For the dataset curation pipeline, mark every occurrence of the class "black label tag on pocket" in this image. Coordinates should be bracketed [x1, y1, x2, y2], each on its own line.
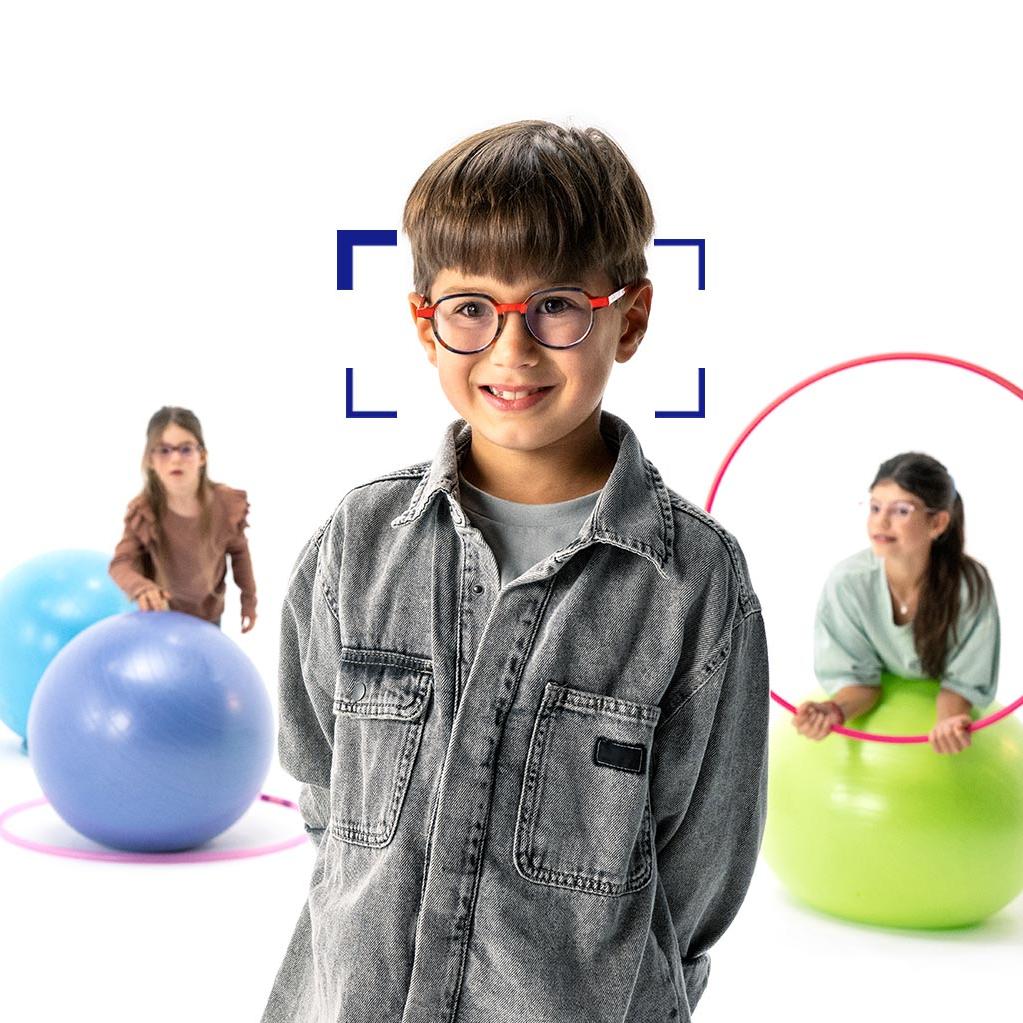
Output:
[593, 736, 646, 775]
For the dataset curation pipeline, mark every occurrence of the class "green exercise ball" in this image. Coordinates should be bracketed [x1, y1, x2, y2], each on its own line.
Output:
[764, 672, 1023, 928]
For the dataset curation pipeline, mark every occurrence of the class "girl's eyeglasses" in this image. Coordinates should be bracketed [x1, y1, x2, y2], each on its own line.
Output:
[151, 443, 202, 460]
[861, 499, 937, 519]
[415, 284, 632, 354]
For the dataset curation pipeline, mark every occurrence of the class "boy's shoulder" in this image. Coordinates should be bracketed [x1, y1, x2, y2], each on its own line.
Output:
[341, 458, 433, 518]
[308, 439, 759, 620]
[658, 476, 760, 619]
[305, 457, 435, 556]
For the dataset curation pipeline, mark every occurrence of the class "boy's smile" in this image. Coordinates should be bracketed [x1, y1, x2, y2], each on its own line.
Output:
[410, 268, 652, 503]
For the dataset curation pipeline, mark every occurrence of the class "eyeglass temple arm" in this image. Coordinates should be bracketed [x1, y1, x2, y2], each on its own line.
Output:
[590, 285, 630, 308]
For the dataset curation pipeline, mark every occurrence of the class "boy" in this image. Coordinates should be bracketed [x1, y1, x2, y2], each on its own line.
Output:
[262, 120, 769, 1023]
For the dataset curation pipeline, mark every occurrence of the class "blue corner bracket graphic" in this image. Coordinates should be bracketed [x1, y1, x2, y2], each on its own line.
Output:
[346, 367, 397, 419]
[337, 229, 397, 291]
[655, 368, 706, 419]
[653, 238, 706, 291]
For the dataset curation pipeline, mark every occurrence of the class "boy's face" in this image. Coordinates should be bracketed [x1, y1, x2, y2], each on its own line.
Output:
[409, 268, 652, 464]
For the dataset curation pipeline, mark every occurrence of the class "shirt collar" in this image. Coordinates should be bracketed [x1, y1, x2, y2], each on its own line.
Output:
[390, 410, 673, 578]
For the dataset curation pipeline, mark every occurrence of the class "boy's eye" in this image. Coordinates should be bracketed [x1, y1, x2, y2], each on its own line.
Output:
[452, 300, 492, 319]
[534, 294, 583, 316]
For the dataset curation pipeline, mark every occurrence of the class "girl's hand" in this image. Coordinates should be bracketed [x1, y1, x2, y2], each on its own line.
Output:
[793, 700, 844, 741]
[929, 713, 973, 754]
[241, 610, 257, 634]
[137, 587, 171, 611]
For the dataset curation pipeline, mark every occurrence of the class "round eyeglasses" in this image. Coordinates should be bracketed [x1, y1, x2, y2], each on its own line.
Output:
[151, 443, 202, 460]
[861, 499, 937, 520]
[415, 284, 632, 354]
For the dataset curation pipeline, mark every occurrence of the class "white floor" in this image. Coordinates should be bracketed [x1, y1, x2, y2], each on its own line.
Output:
[1, 732, 1019, 1023]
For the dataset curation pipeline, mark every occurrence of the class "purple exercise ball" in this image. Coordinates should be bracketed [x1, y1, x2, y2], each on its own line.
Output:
[27, 610, 273, 852]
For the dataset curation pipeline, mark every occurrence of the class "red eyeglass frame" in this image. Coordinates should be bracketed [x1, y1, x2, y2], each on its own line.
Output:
[414, 283, 633, 353]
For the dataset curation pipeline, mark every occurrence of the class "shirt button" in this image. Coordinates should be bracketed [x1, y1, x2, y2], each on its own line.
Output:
[472, 584, 484, 595]
[337, 679, 366, 701]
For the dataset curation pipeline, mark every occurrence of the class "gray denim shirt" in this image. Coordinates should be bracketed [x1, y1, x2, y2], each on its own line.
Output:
[261, 409, 769, 1023]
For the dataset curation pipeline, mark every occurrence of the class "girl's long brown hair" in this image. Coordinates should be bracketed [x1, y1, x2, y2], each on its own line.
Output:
[872, 452, 992, 680]
[140, 406, 219, 560]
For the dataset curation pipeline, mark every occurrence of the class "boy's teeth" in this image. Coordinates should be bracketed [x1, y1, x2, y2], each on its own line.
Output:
[487, 386, 542, 398]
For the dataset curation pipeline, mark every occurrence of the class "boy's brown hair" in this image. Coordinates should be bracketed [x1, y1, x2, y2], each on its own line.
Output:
[402, 119, 654, 297]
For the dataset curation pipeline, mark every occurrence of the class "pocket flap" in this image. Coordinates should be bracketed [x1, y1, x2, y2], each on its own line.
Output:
[333, 647, 433, 720]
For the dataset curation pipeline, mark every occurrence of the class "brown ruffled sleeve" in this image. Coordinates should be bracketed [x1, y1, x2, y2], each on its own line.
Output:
[108, 495, 158, 601]
[222, 486, 257, 617]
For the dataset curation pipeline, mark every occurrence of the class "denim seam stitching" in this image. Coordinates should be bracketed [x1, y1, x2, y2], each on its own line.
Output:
[645, 455, 675, 565]
[519, 810, 654, 894]
[330, 681, 432, 846]
[545, 682, 662, 724]
[338, 646, 435, 674]
[449, 574, 557, 1021]
[668, 493, 758, 613]
[660, 652, 728, 728]
[514, 683, 655, 897]
[453, 530, 468, 709]
[330, 716, 423, 845]
[333, 692, 429, 719]
[660, 608, 759, 727]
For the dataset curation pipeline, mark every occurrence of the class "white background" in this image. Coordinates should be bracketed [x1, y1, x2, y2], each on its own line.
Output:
[2, 1, 1022, 1020]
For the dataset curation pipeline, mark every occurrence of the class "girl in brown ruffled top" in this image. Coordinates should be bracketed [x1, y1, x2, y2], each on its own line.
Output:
[109, 406, 257, 631]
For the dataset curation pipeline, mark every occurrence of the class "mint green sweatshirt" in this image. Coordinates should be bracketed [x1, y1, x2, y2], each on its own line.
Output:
[814, 547, 999, 708]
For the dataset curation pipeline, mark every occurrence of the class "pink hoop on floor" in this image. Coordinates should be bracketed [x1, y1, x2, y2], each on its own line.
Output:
[0, 793, 309, 863]
[705, 351, 1023, 744]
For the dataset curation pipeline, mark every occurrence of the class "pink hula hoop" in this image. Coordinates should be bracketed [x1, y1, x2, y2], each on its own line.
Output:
[705, 351, 1023, 744]
[0, 792, 309, 863]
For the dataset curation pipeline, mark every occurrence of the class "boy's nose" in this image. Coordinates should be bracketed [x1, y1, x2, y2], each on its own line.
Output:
[491, 310, 541, 363]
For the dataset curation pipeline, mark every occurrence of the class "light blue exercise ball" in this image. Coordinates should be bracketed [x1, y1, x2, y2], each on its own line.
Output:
[0, 549, 133, 741]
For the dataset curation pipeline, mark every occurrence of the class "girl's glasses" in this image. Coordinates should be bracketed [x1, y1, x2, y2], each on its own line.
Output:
[415, 284, 632, 354]
[862, 499, 937, 519]
[151, 443, 202, 460]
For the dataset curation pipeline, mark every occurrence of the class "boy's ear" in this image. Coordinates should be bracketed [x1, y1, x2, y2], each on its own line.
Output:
[614, 278, 653, 364]
[408, 291, 439, 368]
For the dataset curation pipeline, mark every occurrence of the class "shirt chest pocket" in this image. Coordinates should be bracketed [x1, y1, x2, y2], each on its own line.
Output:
[513, 681, 661, 897]
[330, 648, 434, 848]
